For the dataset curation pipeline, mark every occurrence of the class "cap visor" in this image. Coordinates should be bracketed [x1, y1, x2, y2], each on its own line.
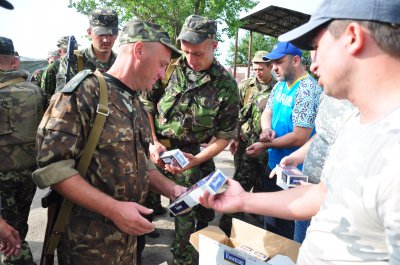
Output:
[263, 53, 286, 60]
[279, 18, 331, 50]
[160, 39, 182, 59]
[177, 31, 207, 45]
[0, 0, 14, 9]
[93, 26, 119, 36]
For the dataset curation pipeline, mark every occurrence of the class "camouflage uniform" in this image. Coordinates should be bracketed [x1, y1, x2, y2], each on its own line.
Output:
[29, 68, 45, 87]
[0, 36, 43, 265]
[40, 59, 60, 109]
[219, 53, 275, 235]
[32, 19, 179, 265]
[141, 16, 239, 265]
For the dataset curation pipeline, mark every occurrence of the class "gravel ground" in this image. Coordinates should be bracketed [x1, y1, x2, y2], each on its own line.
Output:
[26, 149, 262, 264]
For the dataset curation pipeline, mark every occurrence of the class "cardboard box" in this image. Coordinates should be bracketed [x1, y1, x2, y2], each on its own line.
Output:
[160, 149, 190, 168]
[190, 218, 301, 265]
[275, 165, 308, 190]
[168, 169, 228, 216]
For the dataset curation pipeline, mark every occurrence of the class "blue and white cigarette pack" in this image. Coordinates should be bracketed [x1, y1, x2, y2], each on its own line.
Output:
[168, 169, 228, 216]
[160, 149, 190, 168]
[275, 165, 308, 190]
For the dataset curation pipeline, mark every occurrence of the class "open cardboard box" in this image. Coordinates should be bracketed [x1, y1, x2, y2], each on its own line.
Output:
[190, 218, 301, 265]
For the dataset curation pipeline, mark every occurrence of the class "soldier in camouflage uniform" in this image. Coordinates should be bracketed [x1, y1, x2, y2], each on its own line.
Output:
[29, 50, 60, 88]
[54, 8, 118, 93]
[218, 51, 275, 236]
[40, 37, 78, 109]
[202, 0, 400, 263]
[32, 20, 183, 265]
[0, 36, 43, 265]
[141, 15, 239, 265]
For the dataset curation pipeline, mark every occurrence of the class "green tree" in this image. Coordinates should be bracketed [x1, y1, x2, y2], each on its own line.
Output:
[68, 0, 258, 45]
[225, 31, 278, 67]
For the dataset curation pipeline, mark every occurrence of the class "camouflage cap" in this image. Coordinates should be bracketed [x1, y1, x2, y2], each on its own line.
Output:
[177, 15, 217, 44]
[0, 0, 14, 10]
[47, 50, 60, 59]
[119, 19, 181, 58]
[0, 36, 14, 55]
[89, 8, 119, 36]
[57, 36, 79, 49]
[252, 51, 269, 63]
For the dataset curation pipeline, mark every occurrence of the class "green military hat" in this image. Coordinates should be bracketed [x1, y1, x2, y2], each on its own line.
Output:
[47, 49, 60, 59]
[177, 15, 217, 44]
[118, 19, 181, 58]
[57, 36, 79, 49]
[0, 36, 14, 55]
[252, 51, 269, 63]
[89, 8, 119, 36]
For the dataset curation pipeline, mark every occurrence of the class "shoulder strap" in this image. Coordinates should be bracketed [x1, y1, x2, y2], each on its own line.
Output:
[74, 50, 84, 73]
[44, 69, 109, 255]
[243, 82, 254, 105]
[161, 58, 179, 87]
[0, 77, 25, 89]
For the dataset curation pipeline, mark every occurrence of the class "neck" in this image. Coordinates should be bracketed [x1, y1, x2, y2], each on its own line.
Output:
[286, 68, 306, 87]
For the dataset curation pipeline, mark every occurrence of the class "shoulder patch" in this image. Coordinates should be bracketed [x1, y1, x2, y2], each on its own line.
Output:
[59, 69, 93, 93]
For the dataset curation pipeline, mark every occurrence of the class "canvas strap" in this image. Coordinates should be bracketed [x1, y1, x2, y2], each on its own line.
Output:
[44, 69, 109, 255]
[0, 77, 25, 89]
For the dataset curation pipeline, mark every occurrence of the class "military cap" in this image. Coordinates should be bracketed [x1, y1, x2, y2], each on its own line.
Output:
[57, 36, 79, 49]
[252, 51, 269, 63]
[89, 8, 119, 36]
[47, 50, 60, 59]
[0, 0, 13, 10]
[118, 19, 181, 58]
[0, 36, 14, 55]
[177, 15, 217, 44]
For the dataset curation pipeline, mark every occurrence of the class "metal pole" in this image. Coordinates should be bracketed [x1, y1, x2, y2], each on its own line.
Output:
[233, 30, 239, 79]
[247, 31, 253, 78]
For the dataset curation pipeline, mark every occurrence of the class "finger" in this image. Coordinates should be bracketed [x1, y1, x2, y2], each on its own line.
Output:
[269, 168, 276, 178]
[136, 204, 154, 216]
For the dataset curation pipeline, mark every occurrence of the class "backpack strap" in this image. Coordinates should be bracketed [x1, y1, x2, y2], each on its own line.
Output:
[161, 58, 179, 87]
[74, 50, 84, 73]
[44, 69, 109, 255]
[0, 77, 25, 89]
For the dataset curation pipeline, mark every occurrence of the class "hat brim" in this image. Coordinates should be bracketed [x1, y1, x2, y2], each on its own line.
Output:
[279, 17, 332, 50]
[93, 26, 119, 36]
[160, 38, 182, 59]
[0, 0, 13, 10]
[177, 31, 208, 45]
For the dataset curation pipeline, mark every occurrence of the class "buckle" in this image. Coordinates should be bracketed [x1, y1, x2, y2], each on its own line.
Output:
[96, 104, 109, 116]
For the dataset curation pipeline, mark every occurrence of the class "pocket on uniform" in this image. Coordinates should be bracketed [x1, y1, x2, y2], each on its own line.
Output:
[191, 97, 218, 133]
[0, 97, 14, 135]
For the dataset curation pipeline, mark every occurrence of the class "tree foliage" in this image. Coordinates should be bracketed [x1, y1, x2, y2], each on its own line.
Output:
[68, 0, 258, 46]
[225, 31, 278, 67]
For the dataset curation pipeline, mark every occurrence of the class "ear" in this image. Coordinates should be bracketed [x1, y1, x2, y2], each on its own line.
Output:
[344, 22, 365, 55]
[292, 55, 301, 67]
[212, 40, 218, 51]
[133, 42, 144, 59]
[87, 28, 93, 37]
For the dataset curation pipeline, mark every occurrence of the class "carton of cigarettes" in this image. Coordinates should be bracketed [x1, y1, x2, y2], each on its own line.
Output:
[168, 169, 228, 216]
[160, 149, 189, 168]
[275, 165, 308, 190]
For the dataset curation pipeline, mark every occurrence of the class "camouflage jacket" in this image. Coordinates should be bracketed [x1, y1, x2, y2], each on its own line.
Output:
[0, 70, 43, 171]
[141, 56, 239, 144]
[238, 77, 275, 143]
[29, 67, 45, 87]
[40, 59, 60, 101]
[33, 71, 153, 204]
[55, 45, 117, 92]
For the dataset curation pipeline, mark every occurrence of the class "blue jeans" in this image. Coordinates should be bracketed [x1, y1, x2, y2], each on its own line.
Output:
[294, 219, 311, 243]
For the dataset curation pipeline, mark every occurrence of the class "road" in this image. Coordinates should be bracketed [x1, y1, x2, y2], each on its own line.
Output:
[26, 148, 261, 264]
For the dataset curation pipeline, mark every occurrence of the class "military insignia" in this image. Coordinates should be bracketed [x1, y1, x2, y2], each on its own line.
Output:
[59, 69, 93, 93]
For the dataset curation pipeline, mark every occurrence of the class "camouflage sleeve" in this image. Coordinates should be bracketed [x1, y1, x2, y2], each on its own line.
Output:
[40, 62, 57, 94]
[265, 85, 275, 110]
[214, 78, 240, 140]
[33, 77, 97, 188]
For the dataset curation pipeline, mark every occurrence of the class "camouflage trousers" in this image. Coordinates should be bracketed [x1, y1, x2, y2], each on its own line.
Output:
[58, 213, 137, 265]
[161, 144, 215, 265]
[219, 139, 268, 235]
[0, 168, 37, 265]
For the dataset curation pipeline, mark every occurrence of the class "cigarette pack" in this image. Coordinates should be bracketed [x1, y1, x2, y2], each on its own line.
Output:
[275, 165, 308, 190]
[160, 149, 190, 168]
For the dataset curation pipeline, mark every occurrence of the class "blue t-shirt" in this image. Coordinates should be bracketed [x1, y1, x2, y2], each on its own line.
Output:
[266, 74, 322, 169]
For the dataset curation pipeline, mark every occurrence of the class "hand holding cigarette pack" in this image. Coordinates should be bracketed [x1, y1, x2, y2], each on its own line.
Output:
[160, 149, 190, 168]
[275, 165, 308, 190]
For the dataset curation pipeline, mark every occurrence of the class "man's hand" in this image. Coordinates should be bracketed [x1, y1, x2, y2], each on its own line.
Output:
[229, 139, 239, 156]
[164, 152, 197, 174]
[149, 141, 167, 167]
[0, 218, 21, 257]
[269, 155, 300, 178]
[260, 128, 276, 142]
[169, 185, 187, 201]
[199, 178, 246, 213]
[108, 201, 155, 236]
[246, 142, 268, 157]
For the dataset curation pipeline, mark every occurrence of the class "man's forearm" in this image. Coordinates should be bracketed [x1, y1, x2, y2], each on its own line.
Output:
[194, 138, 229, 166]
[148, 169, 177, 199]
[147, 112, 158, 142]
